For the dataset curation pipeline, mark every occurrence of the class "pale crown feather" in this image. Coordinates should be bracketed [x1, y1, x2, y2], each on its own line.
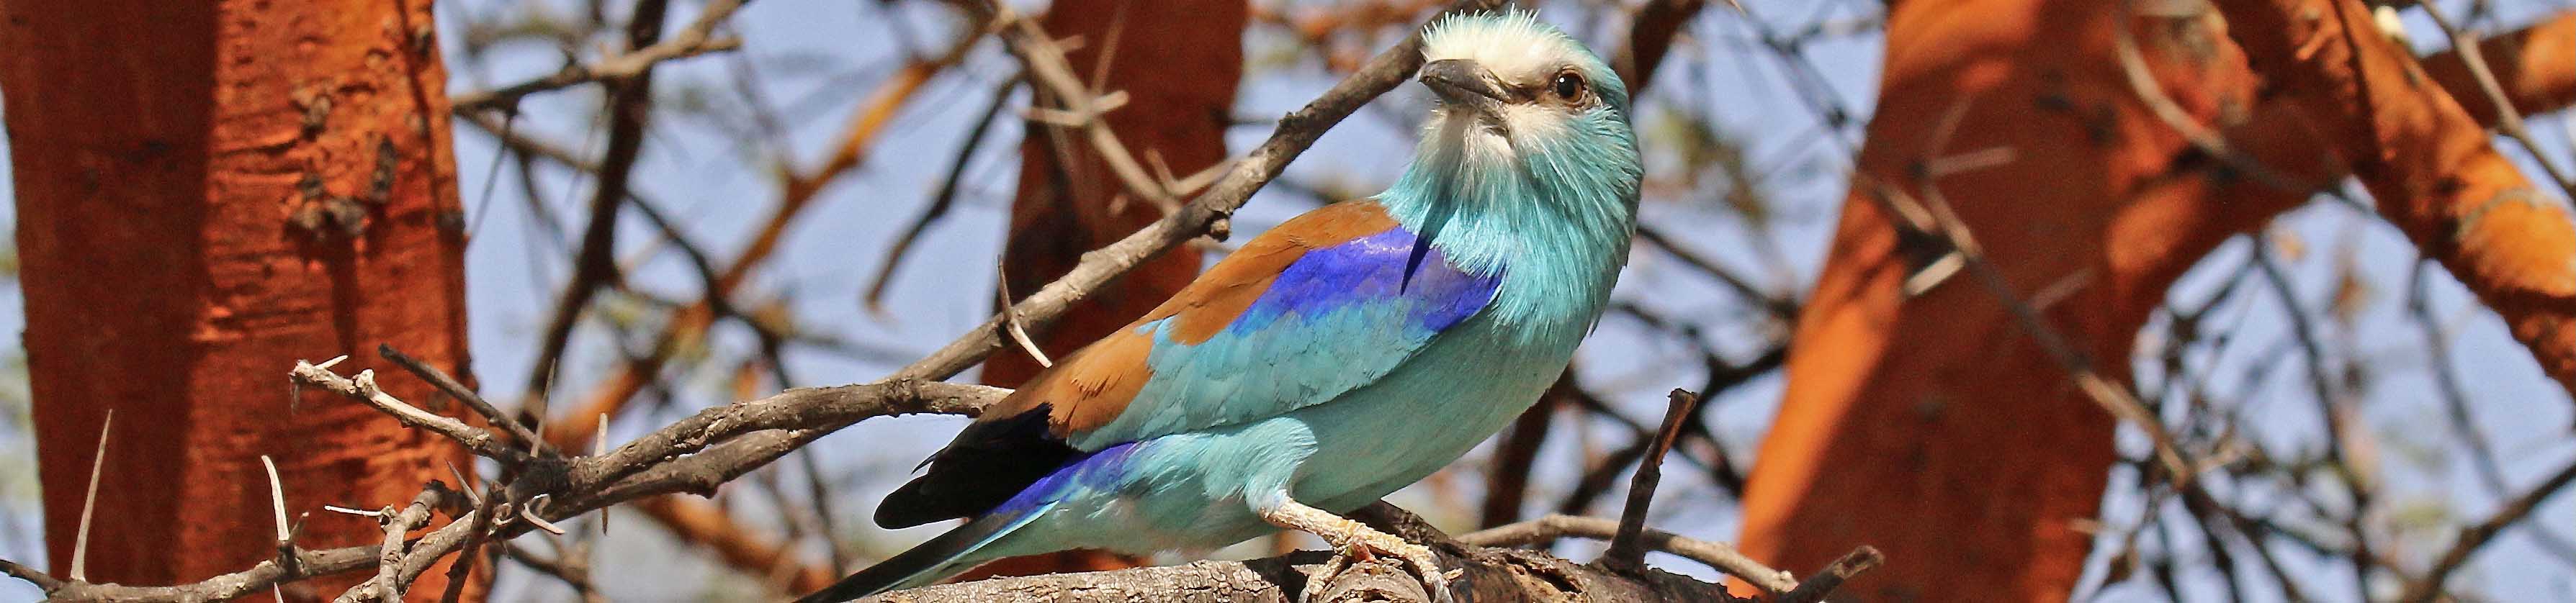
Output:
[1419, 10, 1581, 89]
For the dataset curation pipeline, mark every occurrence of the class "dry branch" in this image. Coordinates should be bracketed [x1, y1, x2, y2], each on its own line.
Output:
[1460, 514, 1795, 594]
[863, 504, 1862, 602]
[449, 0, 746, 112]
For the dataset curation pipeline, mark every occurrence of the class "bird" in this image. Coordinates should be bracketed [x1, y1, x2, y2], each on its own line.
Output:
[799, 9, 1641, 602]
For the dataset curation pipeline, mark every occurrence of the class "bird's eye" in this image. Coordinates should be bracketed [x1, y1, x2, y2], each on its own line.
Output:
[1551, 72, 1585, 100]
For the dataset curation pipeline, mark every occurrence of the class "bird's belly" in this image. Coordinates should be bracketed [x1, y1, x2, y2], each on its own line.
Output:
[1285, 326, 1574, 512]
[1003, 322, 1579, 556]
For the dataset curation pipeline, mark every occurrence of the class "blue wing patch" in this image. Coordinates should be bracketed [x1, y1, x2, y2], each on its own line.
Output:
[1064, 225, 1502, 449]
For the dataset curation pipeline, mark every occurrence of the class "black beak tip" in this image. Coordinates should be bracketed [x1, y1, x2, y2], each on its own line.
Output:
[1419, 59, 1504, 102]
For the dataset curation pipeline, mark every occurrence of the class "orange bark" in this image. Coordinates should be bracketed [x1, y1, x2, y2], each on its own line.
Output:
[2422, 11, 2576, 130]
[1741, 4, 2576, 600]
[963, 0, 1247, 582]
[1737, 3, 2279, 599]
[2217, 0, 2576, 392]
[0, 0, 477, 598]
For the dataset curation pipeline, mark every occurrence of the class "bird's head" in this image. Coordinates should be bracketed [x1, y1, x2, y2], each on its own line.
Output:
[1384, 9, 1640, 279]
[1412, 9, 1637, 178]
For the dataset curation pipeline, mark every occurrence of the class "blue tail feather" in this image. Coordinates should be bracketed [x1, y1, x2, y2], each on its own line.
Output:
[794, 504, 1049, 602]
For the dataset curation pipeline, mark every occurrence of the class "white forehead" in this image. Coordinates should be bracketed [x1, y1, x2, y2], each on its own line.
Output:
[1420, 11, 1579, 83]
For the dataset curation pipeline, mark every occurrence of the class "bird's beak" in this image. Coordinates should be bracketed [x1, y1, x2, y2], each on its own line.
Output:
[1419, 59, 1509, 112]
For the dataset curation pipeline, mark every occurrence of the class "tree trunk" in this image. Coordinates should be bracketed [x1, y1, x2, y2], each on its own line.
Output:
[969, 0, 1248, 581]
[1736, 3, 2292, 599]
[0, 0, 478, 599]
[1739, 2, 2576, 599]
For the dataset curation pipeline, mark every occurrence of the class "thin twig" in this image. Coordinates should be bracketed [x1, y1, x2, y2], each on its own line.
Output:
[864, 75, 1026, 313]
[2400, 453, 2576, 602]
[1780, 546, 1886, 603]
[2420, 4, 2576, 197]
[519, 0, 676, 424]
[1458, 514, 1800, 595]
[379, 344, 542, 455]
[1602, 389, 1701, 567]
[977, 0, 1185, 210]
[449, 0, 748, 112]
[292, 362, 531, 466]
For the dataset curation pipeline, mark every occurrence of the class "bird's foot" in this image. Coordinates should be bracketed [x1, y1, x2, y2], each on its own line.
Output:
[1262, 499, 1457, 602]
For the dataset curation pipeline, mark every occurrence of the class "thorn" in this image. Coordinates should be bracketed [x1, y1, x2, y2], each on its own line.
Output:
[261, 455, 291, 545]
[70, 409, 112, 583]
[325, 504, 385, 518]
[521, 495, 566, 535]
[595, 414, 611, 535]
[445, 462, 483, 507]
[315, 355, 351, 370]
[995, 263, 1054, 368]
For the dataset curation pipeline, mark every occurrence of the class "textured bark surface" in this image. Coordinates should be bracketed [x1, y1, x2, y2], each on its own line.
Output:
[1740, 2, 2576, 600]
[968, 0, 1249, 582]
[0, 0, 477, 598]
[2219, 0, 2576, 394]
[1736, 3, 2284, 600]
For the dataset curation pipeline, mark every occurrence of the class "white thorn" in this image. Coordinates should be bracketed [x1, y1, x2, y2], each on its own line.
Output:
[69, 409, 112, 583]
[261, 455, 290, 544]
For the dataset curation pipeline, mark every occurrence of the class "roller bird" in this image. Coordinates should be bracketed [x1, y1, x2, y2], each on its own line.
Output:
[801, 9, 1640, 602]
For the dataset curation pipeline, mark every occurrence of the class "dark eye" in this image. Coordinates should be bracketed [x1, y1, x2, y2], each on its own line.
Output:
[1551, 72, 1584, 99]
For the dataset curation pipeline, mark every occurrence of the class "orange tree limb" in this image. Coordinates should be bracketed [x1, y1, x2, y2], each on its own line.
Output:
[2214, 0, 2576, 393]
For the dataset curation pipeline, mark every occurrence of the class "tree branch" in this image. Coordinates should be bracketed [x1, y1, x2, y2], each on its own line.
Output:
[2214, 0, 2576, 398]
[449, 0, 746, 112]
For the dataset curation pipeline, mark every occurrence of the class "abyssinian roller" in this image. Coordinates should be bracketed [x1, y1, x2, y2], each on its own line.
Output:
[801, 10, 1641, 602]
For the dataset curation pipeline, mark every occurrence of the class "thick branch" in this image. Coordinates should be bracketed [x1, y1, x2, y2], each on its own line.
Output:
[2421, 11, 2576, 129]
[2215, 0, 2576, 396]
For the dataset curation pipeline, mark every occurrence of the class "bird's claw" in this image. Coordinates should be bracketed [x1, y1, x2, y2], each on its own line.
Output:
[1300, 529, 1454, 602]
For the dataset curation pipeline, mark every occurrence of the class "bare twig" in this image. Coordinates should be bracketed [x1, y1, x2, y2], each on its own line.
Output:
[543, 12, 992, 448]
[380, 345, 539, 453]
[2400, 454, 2576, 602]
[354, 486, 447, 603]
[2420, 4, 2576, 197]
[291, 361, 530, 466]
[519, 0, 676, 424]
[1602, 389, 1701, 567]
[1460, 514, 1798, 594]
[864, 75, 1025, 313]
[449, 0, 748, 112]
[1780, 546, 1886, 603]
[0, 558, 61, 593]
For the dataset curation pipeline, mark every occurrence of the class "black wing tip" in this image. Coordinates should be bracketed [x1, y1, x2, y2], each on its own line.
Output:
[873, 478, 954, 530]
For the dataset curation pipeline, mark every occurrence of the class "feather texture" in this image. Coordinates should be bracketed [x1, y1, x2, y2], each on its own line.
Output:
[876, 200, 1502, 526]
[821, 10, 1643, 601]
